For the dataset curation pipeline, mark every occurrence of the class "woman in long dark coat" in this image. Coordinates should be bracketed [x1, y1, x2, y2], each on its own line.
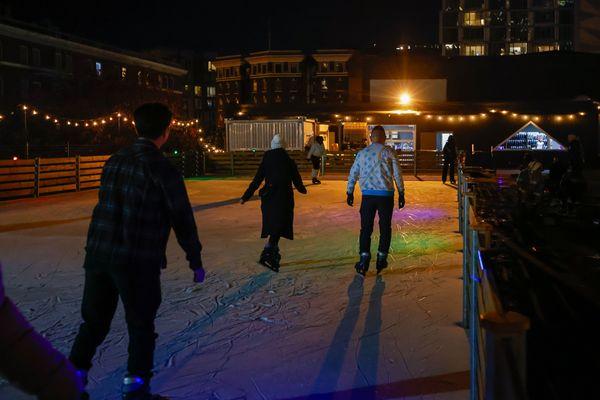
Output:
[240, 134, 307, 272]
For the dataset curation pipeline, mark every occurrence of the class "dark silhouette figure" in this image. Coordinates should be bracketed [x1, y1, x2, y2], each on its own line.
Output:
[442, 135, 457, 184]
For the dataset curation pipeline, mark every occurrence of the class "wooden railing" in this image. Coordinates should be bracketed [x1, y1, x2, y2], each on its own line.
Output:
[0, 155, 109, 200]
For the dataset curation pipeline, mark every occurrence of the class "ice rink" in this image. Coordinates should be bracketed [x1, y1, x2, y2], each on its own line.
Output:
[0, 178, 469, 400]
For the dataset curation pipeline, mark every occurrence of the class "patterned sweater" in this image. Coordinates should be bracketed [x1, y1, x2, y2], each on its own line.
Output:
[347, 143, 405, 196]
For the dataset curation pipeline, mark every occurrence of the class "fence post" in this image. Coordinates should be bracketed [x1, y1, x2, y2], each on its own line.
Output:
[34, 157, 40, 198]
[480, 311, 530, 400]
[462, 193, 472, 329]
[230, 152, 234, 176]
[76, 155, 81, 191]
[413, 150, 418, 177]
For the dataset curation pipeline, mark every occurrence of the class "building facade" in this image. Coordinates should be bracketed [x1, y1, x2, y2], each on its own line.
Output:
[213, 50, 354, 128]
[439, 0, 594, 56]
[0, 19, 187, 119]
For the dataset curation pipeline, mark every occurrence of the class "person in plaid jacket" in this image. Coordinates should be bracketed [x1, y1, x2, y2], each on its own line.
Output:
[69, 103, 204, 400]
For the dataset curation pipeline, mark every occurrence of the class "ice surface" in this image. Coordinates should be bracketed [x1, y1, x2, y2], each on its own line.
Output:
[0, 179, 468, 400]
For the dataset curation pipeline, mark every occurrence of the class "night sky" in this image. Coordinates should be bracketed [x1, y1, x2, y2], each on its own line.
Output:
[3, 0, 440, 54]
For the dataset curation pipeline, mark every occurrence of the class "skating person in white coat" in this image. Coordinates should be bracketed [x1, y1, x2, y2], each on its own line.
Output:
[307, 136, 325, 184]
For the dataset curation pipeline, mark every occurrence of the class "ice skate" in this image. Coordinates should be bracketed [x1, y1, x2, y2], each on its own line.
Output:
[354, 252, 371, 277]
[259, 247, 280, 273]
[376, 251, 388, 274]
[122, 375, 169, 400]
[312, 177, 321, 185]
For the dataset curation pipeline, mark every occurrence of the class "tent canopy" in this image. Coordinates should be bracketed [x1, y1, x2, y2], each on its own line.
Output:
[493, 121, 565, 151]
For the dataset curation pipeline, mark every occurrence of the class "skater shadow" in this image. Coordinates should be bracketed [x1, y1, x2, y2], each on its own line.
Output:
[192, 195, 259, 212]
[277, 370, 470, 400]
[102, 271, 273, 388]
[309, 275, 364, 398]
[280, 256, 356, 268]
[351, 275, 385, 400]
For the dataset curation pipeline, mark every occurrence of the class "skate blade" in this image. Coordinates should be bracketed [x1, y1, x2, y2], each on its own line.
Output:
[258, 260, 279, 273]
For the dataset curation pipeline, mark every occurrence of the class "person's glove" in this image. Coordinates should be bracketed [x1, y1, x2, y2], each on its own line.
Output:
[398, 192, 405, 209]
[298, 186, 307, 194]
[347, 193, 354, 207]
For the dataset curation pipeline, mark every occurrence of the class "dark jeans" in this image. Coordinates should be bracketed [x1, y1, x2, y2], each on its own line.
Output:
[310, 156, 321, 170]
[442, 159, 456, 183]
[359, 195, 394, 254]
[70, 267, 162, 378]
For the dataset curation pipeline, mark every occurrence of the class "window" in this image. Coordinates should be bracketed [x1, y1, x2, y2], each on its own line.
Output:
[509, 0, 527, 9]
[65, 55, 73, 72]
[20, 78, 29, 98]
[95, 61, 102, 77]
[0, 75, 3, 96]
[274, 78, 282, 92]
[195, 98, 202, 109]
[55, 52, 62, 69]
[334, 62, 344, 72]
[32, 48, 40, 67]
[290, 63, 299, 73]
[489, 0, 505, 9]
[261, 64, 267, 74]
[194, 85, 202, 96]
[442, 12, 459, 27]
[275, 63, 282, 73]
[138, 71, 143, 85]
[253, 80, 258, 92]
[490, 10, 506, 26]
[536, 44, 558, 52]
[252, 65, 258, 75]
[168, 77, 174, 89]
[443, 28, 459, 42]
[275, 94, 282, 103]
[158, 75, 163, 88]
[535, 11, 555, 24]
[463, 11, 485, 26]
[321, 78, 328, 91]
[321, 62, 329, 72]
[207, 86, 216, 97]
[491, 28, 507, 41]
[207, 61, 216, 71]
[463, 44, 486, 55]
[145, 72, 150, 86]
[534, 26, 555, 40]
[19, 45, 28, 65]
[464, 0, 484, 8]
[121, 67, 127, 79]
[509, 42, 528, 54]
[463, 27, 485, 40]
[267, 62, 273, 73]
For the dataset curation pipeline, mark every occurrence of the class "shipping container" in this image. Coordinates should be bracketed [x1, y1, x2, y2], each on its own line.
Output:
[225, 118, 317, 151]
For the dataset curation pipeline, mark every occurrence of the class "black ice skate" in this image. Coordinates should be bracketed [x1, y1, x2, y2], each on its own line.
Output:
[122, 375, 169, 400]
[312, 177, 321, 185]
[259, 247, 280, 273]
[376, 251, 388, 274]
[354, 252, 371, 277]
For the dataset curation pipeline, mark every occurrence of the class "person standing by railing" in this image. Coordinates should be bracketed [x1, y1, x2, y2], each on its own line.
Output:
[346, 125, 405, 277]
[307, 135, 325, 184]
[442, 134, 457, 184]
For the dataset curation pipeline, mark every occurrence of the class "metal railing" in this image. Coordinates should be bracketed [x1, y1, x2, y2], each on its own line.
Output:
[458, 166, 530, 400]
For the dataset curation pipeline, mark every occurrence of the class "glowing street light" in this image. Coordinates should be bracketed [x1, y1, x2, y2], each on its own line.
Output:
[399, 93, 411, 106]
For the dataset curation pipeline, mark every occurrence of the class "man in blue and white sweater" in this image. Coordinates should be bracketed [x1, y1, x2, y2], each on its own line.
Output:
[346, 125, 405, 276]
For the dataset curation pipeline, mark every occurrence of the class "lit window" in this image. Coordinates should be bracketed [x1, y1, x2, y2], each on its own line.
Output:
[137, 71, 142, 85]
[207, 61, 216, 71]
[207, 86, 216, 97]
[463, 45, 486, 56]
[121, 67, 127, 79]
[509, 42, 527, 55]
[321, 79, 328, 91]
[194, 85, 202, 96]
[253, 80, 258, 92]
[463, 12, 485, 26]
[95, 62, 102, 77]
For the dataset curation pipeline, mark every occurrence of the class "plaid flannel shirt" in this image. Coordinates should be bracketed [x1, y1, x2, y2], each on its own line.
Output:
[84, 138, 202, 271]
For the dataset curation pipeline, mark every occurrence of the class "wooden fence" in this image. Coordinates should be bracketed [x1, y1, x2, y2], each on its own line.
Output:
[207, 150, 444, 175]
[0, 155, 109, 200]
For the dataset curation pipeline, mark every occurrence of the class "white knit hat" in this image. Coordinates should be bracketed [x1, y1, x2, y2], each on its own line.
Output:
[271, 133, 286, 149]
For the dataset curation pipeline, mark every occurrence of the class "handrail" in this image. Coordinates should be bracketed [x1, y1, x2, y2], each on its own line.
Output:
[459, 165, 531, 400]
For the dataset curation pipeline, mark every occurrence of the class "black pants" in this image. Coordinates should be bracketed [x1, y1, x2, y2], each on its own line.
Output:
[70, 267, 162, 378]
[442, 159, 456, 183]
[310, 156, 321, 170]
[359, 195, 394, 254]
